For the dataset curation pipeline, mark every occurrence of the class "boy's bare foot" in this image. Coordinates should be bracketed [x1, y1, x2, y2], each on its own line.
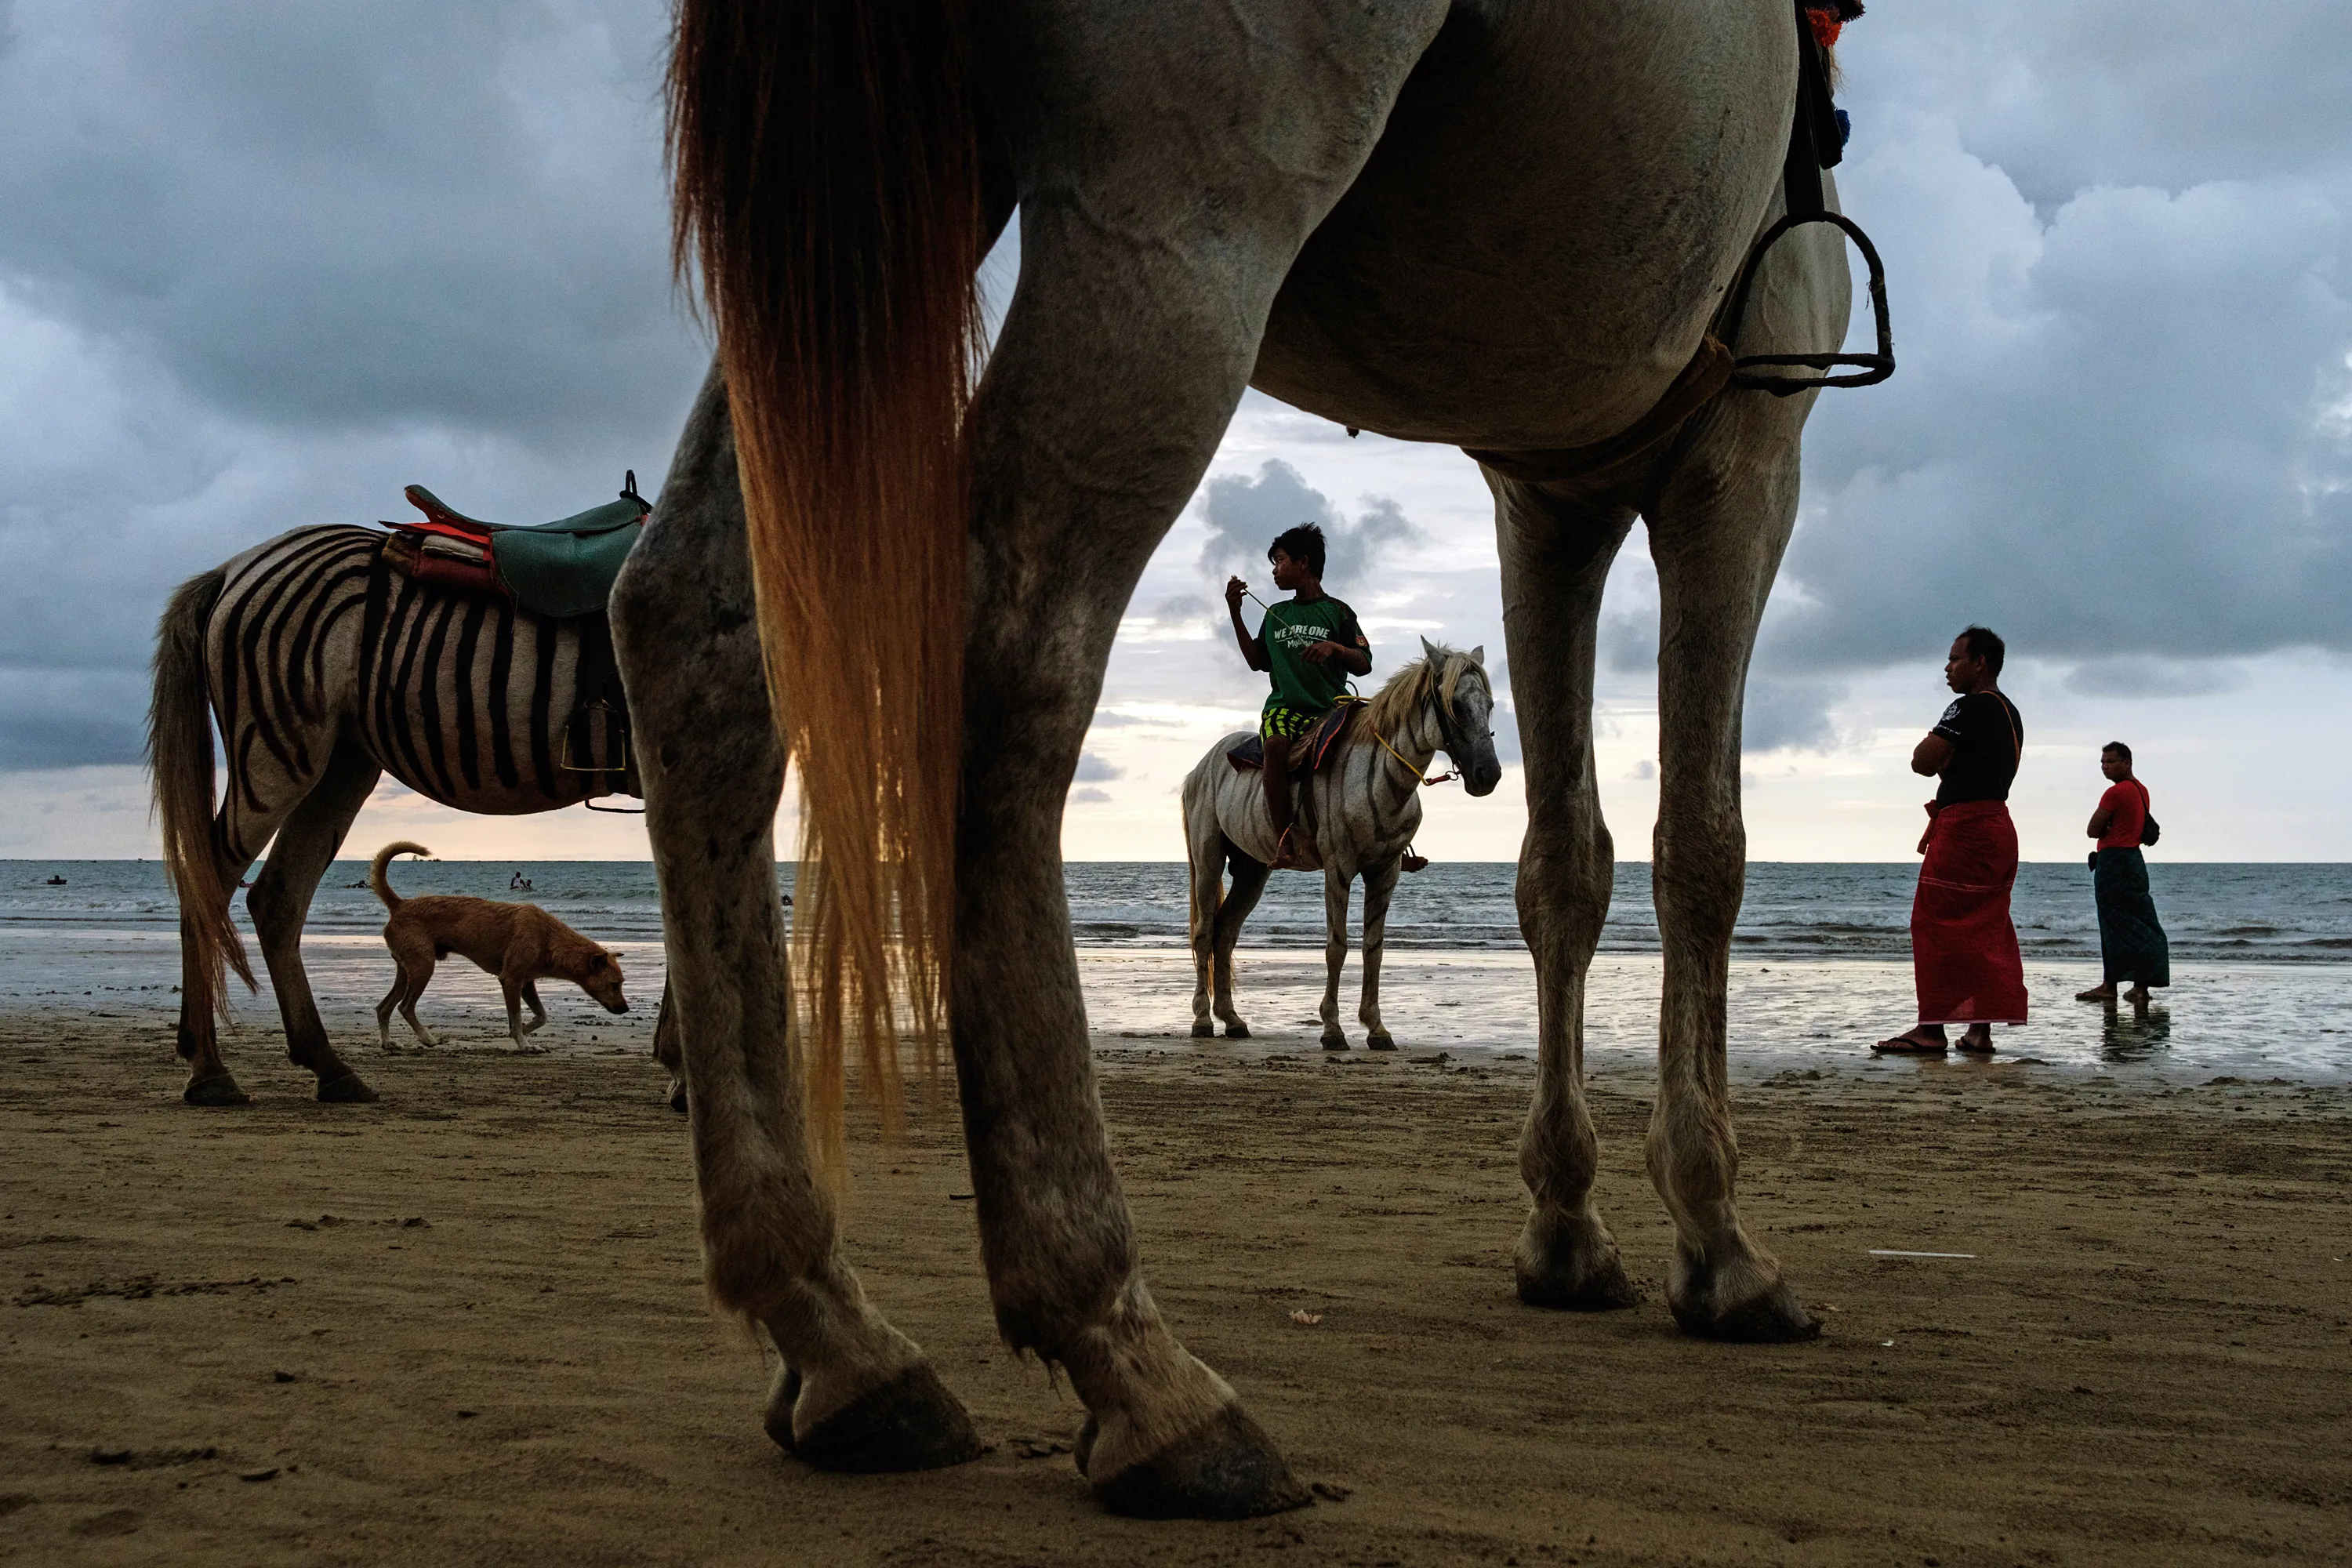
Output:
[1872, 1027, 1948, 1054]
[2075, 982, 2118, 1003]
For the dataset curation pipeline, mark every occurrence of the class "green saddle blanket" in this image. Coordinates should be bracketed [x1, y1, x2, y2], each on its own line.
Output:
[401, 477, 648, 619]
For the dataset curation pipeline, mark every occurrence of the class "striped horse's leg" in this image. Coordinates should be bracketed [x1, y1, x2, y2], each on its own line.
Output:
[613, 365, 980, 1472]
[245, 740, 383, 1102]
[174, 835, 260, 1105]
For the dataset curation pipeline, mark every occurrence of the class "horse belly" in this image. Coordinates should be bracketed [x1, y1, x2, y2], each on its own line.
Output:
[1254, 0, 1793, 448]
[362, 605, 604, 815]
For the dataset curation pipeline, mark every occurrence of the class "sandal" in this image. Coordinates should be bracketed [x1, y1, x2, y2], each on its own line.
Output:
[1871, 1033, 1948, 1054]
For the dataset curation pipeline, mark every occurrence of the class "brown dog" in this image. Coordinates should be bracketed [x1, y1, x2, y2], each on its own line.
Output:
[368, 841, 628, 1050]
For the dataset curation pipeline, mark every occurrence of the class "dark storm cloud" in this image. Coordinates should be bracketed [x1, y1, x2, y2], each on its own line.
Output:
[1864, 2, 2352, 206]
[1196, 460, 1423, 590]
[0, 670, 147, 771]
[0, 2, 707, 772]
[0, 0, 698, 443]
[1759, 6, 2352, 687]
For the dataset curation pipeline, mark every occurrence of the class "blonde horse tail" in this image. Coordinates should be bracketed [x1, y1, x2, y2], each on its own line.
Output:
[668, 0, 982, 1171]
[150, 567, 252, 1026]
[368, 842, 432, 912]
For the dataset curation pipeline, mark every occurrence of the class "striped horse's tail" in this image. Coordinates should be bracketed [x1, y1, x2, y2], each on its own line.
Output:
[149, 567, 253, 1025]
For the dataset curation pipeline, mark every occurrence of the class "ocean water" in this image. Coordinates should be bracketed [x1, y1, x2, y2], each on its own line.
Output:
[2, 861, 2346, 1083]
[7, 858, 2350, 964]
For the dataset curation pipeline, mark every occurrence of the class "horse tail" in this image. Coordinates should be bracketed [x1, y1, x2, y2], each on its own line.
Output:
[668, 0, 982, 1171]
[149, 567, 252, 1026]
[368, 842, 432, 913]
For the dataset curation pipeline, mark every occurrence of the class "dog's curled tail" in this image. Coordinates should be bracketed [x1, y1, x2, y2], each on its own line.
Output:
[368, 842, 434, 912]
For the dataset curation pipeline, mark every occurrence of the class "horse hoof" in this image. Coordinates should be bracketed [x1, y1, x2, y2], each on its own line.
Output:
[1321, 1036, 1348, 1051]
[1516, 1253, 1641, 1312]
[1191, 1022, 1216, 1039]
[183, 1073, 250, 1108]
[1365, 1034, 1397, 1052]
[1083, 1404, 1309, 1520]
[315, 1073, 379, 1105]
[771, 1363, 984, 1473]
[667, 1080, 688, 1114]
[1669, 1272, 1818, 1343]
[1222, 1023, 1250, 1040]
[1515, 1207, 1640, 1311]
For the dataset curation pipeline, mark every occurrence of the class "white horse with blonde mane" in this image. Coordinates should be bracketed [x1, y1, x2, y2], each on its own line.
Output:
[609, 0, 1875, 1521]
[1182, 640, 1501, 1047]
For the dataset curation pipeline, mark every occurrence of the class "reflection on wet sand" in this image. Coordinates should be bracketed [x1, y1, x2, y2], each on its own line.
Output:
[2100, 1002, 2172, 1064]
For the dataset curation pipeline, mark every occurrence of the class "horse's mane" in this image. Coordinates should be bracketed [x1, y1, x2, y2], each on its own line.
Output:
[1361, 644, 1477, 740]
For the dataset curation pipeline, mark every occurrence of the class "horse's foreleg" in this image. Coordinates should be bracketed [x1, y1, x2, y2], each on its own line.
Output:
[1185, 786, 1224, 1039]
[1491, 472, 1640, 1312]
[1356, 858, 1400, 1050]
[1211, 851, 1269, 1038]
[1317, 866, 1352, 1050]
[1643, 400, 1816, 1343]
[650, 978, 685, 1112]
[612, 365, 981, 1472]
[245, 742, 382, 1103]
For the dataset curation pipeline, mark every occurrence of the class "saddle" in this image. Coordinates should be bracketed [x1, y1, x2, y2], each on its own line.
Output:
[1226, 700, 1362, 776]
[382, 473, 650, 619]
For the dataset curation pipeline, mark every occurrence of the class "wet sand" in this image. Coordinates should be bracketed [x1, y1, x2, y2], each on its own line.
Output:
[8, 927, 2350, 1083]
[5, 1014, 2350, 1565]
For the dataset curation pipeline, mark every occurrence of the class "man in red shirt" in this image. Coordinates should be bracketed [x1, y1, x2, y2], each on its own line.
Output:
[2075, 742, 2169, 1006]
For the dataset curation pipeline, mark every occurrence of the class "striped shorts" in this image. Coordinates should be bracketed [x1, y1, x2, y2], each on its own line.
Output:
[1260, 702, 1321, 742]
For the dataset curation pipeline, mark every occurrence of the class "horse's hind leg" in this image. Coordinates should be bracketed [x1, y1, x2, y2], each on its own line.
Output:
[246, 742, 382, 1103]
[1490, 471, 1641, 1312]
[1211, 848, 1269, 1039]
[1356, 858, 1401, 1050]
[176, 842, 258, 1105]
[947, 18, 1448, 1501]
[613, 365, 979, 1473]
[1317, 867, 1353, 1050]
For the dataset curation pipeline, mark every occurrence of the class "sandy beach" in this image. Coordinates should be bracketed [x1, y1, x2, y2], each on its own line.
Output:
[5, 1002, 2350, 1566]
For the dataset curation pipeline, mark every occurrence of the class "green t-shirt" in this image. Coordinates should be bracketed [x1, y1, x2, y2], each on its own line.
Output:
[1260, 596, 1369, 717]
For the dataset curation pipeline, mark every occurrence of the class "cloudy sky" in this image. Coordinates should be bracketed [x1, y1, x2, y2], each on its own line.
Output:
[3, 2, 2347, 863]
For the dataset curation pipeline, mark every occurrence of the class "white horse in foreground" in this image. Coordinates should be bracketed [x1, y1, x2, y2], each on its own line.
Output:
[630, 0, 1870, 1519]
[1183, 641, 1500, 1048]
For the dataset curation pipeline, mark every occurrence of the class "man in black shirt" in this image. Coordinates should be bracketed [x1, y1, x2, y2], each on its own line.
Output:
[1875, 626, 2029, 1055]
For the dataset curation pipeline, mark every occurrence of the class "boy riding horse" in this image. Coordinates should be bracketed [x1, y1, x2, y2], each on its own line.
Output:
[1222, 523, 1373, 869]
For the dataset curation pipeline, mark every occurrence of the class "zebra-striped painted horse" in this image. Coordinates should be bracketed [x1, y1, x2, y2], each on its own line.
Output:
[151, 524, 643, 1105]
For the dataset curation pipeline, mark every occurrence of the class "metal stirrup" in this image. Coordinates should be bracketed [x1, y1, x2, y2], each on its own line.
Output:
[1724, 0, 1895, 395]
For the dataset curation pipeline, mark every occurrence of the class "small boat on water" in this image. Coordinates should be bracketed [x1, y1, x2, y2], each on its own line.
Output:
[45, 875, 66, 885]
